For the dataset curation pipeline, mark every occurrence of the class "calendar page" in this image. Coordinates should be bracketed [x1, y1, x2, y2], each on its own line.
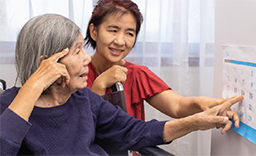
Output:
[222, 45, 256, 145]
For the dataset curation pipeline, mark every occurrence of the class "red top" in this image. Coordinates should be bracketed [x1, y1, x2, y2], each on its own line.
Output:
[87, 61, 171, 121]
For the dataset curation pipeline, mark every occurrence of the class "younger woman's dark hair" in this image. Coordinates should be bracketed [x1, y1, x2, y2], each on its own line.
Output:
[84, 0, 143, 49]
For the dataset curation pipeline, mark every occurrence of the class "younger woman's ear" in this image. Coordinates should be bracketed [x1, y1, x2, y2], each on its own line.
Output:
[89, 23, 97, 41]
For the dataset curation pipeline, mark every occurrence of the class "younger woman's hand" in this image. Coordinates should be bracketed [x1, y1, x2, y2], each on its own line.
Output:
[91, 65, 127, 95]
[196, 96, 226, 111]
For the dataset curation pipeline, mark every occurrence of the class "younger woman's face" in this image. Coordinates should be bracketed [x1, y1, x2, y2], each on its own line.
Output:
[90, 12, 137, 63]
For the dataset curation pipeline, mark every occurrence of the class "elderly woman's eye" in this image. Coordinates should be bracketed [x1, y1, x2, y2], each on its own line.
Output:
[76, 50, 80, 54]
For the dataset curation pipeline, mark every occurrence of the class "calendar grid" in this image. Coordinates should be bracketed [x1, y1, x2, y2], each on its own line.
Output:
[222, 45, 256, 145]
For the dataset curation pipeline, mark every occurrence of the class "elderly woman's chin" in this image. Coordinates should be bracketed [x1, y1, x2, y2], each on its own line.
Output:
[66, 79, 88, 92]
[77, 78, 88, 90]
[79, 75, 88, 89]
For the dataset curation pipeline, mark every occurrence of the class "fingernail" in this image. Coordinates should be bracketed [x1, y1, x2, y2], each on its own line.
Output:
[223, 117, 229, 122]
[64, 48, 69, 51]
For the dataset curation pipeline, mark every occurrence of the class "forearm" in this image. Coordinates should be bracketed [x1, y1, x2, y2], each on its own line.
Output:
[146, 90, 201, 118]
[146, 90, 183, 118]
[176, 96, 202, 117]
[177, 96, 226, 118]
[147, 90, 224, 119]
[8, 78, 44, 121]
[162, 116, 196, 143]
[162, 95, 243, 142]
[90, 79, 106, 96]
[0, 108, 31, 155]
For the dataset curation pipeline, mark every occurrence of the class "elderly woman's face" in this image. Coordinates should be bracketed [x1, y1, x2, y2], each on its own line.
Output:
[59, 33, 91, 91]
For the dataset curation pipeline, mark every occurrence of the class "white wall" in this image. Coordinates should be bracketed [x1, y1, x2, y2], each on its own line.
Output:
[212, 0, 256, 155]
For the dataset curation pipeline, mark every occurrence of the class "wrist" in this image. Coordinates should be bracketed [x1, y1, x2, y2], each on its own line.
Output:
[163, 116, 196, 143]
[8, 79, 43, 121]
[193, 96, 205, 111]
[188, 113, 201, 131]
[23, 77, 45, 94]
[91, 78, 107, 95]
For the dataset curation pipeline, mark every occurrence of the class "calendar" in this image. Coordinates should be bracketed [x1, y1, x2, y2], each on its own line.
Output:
[222, 45, 256, 145]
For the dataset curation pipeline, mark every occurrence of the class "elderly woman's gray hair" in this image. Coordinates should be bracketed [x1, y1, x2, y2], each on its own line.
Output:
[15, 14, 80, 86]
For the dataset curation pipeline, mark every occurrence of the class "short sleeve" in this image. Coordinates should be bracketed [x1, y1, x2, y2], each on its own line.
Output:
[130, 65, 171, 105]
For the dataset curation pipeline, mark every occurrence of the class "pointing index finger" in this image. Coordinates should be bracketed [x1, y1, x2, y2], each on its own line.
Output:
[219, 95, 244, 112]
[50, 48, 69, 62]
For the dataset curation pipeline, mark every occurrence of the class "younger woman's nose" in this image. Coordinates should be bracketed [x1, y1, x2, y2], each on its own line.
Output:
[114, 33, 125, 46]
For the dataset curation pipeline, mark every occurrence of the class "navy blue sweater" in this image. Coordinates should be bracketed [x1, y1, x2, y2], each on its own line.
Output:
[0, 87, 167, 155]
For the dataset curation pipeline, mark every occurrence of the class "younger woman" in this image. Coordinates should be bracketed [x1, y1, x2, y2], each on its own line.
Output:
[85, 0, 239, 126]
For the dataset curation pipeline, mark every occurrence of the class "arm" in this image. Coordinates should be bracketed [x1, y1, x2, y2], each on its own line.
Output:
[146, 89, 228, 118]
[95, 92, 242, 150]
[162, 95, 243, 143]
[90, 65, 127, 95]
[95, 98, 167, 151]
[0, 108, 31, 155]
[8, 49, 70, 121]
[0, 49, 70, 155]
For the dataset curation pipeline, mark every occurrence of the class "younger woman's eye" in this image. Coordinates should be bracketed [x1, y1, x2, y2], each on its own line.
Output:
[128, 32, 134, 37]
[76, 50, 80, 54]
[108, 29, 117, 33]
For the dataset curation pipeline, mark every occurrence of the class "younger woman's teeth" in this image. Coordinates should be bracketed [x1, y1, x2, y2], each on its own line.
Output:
[110, 48, 122, 52]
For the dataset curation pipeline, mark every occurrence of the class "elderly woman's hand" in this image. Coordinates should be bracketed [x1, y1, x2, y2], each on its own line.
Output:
[32, 48, 70, 91]
[195, 95, 243, 134]
[162, 95, 243, 143]
[8, 48, 70, 121]
[214, 96, 242, 133]
[195, 96, 241, 131]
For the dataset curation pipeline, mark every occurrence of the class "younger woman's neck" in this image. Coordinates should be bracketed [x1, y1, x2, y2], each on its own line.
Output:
[91, 54, 123, 75]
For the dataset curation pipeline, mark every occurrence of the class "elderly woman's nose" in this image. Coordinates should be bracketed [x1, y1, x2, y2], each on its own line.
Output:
[83, 49, 91, 65]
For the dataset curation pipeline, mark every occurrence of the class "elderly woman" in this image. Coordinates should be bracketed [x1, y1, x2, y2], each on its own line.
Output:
[0, 14, 243, 155]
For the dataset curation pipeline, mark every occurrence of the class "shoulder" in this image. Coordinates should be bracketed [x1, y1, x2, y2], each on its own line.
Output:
[75, 87, 125, 119]
[74, 87, 104, 114]
[75, 87, 103, 104]
[123, 61, 170, 94]
[124, 61, 161, 79]
[124, 61, 151, 73]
